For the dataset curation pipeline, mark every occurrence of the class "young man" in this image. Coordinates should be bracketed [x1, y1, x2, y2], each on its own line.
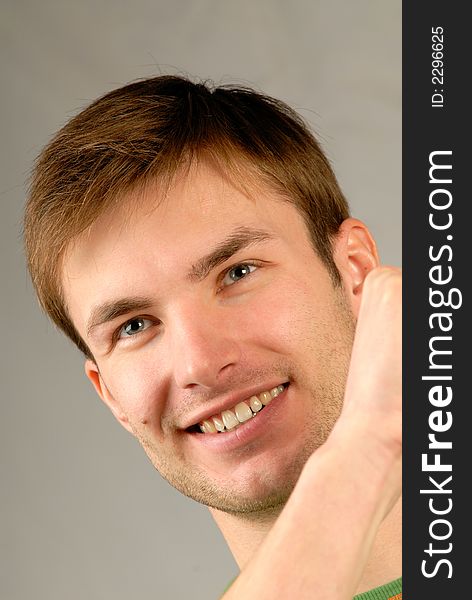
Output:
[24, 76, 401, 599]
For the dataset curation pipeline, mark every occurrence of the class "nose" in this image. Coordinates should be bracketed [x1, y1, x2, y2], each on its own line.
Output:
[169, 302, 241, 390]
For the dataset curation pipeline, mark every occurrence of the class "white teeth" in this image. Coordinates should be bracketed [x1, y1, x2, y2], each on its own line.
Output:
[222, 410, 239, 430]
[212, 415, 225, 432]
[235, 402, 253, 423]
[203, 419, 217, 433]
[260, 391, 272, 406]
[198, 384, 287, 433]
[249, 395, 263, 412]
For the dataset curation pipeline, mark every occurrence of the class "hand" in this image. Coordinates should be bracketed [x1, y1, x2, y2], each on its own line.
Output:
[223, 266, 402, 600]
[333, 266, 402, 465]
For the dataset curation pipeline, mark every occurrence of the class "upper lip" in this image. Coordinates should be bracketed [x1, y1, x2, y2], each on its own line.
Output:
[180, 380, 288, 429]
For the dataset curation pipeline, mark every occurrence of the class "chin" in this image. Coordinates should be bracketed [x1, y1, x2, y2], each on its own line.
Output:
[170, 456, 306, 515]
[195, 482, 295, 515]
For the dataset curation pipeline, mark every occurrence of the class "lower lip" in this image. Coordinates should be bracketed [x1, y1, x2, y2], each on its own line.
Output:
[185, 384, 290, 452]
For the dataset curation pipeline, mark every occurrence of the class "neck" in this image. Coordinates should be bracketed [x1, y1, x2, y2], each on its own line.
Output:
[210, 504, 282, 569]
[210, 496, 402, 593]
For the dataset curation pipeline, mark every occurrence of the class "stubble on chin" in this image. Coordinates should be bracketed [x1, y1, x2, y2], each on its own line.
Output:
[132, 379, 350, 516]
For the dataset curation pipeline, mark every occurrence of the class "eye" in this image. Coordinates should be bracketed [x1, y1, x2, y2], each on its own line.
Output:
[221, 263, 257, 287]
[118, 317, 154, 339]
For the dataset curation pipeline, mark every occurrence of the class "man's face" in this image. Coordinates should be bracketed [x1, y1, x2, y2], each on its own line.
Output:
[63, 161, 356, 513]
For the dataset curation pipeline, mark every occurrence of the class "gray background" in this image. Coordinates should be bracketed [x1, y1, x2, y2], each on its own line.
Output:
[1, 2, 401, 599]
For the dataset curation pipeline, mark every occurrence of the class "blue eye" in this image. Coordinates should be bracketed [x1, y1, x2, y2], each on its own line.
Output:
[222, 263, 257, 286]
[119, 317, 153, 338]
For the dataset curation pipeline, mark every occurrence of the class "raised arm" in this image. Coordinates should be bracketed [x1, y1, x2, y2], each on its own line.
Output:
[223, 266, 402, 600]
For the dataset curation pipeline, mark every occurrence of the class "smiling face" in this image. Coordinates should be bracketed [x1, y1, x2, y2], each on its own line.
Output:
[62, 160, 364, 514]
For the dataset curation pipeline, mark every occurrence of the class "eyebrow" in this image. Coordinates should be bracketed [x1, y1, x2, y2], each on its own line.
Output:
[86, 226, 274, 338]
[86, 297, 155, 338]
[187, 226, 274, 282]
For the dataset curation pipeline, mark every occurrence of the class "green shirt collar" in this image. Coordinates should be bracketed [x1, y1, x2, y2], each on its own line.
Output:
[354, 577, 402, 600]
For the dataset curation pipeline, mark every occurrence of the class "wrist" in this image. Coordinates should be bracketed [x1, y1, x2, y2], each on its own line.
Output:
[329, 405, 402, 470]
[302, 415, 402, 520]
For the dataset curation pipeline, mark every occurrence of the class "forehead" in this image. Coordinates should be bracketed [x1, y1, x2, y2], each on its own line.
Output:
[65, 161, 310, 269]
[62, 161, 315, 329]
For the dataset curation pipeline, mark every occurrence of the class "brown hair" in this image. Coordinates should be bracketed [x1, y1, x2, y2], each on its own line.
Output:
[24, 75, 349, 358]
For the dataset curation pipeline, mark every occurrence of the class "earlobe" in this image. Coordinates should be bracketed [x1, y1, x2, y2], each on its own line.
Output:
[85, 360, 134, 434]
[333, 218, 380, 313]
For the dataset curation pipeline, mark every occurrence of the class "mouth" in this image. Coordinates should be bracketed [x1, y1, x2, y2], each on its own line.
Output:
[186, 382, 290, 434]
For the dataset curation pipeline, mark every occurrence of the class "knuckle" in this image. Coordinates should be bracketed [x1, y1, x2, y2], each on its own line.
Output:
[365, 266, 402, 296]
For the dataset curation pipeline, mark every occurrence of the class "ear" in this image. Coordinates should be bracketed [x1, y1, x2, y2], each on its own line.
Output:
[332, 218, 380, 317]
[85, 360, 134, 435]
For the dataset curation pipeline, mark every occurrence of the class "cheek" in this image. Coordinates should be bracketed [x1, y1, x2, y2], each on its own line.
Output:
[235, 275, 329, 355]
[101, 356, 164, 425]
[252, 275, 354, 378]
